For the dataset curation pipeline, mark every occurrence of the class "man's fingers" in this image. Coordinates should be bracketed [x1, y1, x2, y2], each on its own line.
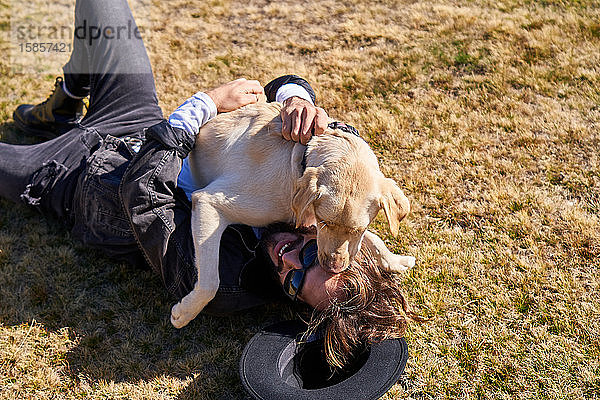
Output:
[280, 97, 331, 143]
[207, 78, 266, 113]
[281, 113, 292, 140]
[314, 107, 328, 136]
[242, 93, 260, 105]
[245, 80, 264, 94]
[299, 107, 316, 145]
[233, 77, 264, 95]
[300, 120, 316, 145]
[290, 110, 302, 142]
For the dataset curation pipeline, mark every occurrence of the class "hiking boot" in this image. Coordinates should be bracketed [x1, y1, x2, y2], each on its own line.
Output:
[13, 77, 85, 139]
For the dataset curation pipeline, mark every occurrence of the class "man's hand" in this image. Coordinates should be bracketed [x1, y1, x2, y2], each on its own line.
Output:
[281, 97, 328, 145]
[206, 78, 264, 113]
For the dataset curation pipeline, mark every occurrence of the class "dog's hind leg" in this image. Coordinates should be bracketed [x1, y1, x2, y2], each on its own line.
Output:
[362, 230, 415, 273]
[170, 186, 231, 329]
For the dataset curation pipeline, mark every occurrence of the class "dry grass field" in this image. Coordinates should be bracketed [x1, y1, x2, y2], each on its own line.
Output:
[1, 0, 600, 399]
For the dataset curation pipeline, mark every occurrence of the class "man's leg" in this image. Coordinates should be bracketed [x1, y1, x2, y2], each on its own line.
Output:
[3, 0, 167, 221]
[67, 0, 163, 137]
[3, 0, 164, 216]
[0, 126, 100, 219]
[14, 0, 163, 139]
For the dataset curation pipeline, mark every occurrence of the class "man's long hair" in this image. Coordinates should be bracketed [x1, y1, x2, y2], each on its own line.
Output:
[303, 247, 424, 369]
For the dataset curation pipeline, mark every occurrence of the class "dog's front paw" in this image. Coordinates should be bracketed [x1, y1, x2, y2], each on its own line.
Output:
[170, 302, 193, 329]
[384, 255, 416, 273]
[402, 255, 416, 269]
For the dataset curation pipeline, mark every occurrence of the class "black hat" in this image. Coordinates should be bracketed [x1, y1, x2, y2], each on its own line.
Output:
[239, 320, 408, 400]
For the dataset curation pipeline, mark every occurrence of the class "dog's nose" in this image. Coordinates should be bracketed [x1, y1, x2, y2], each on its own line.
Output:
[319, 252, 350, 273]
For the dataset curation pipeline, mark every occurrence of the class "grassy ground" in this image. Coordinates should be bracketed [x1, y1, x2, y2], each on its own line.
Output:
[1, 0, 600, 398]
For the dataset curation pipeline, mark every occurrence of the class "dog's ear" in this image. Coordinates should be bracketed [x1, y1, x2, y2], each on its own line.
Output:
[380, 178, 410, 236]
[292, 167, 320, 227]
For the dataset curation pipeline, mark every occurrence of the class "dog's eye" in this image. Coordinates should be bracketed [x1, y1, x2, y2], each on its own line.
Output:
[318, 220, 329, 229]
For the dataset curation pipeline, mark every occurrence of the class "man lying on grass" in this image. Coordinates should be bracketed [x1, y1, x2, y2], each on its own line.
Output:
[2, 0, 416, 369]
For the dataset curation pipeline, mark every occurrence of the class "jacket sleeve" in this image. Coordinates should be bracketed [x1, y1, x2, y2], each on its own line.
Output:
[264, 75, 317, 104]
[119, 120, 198, 299]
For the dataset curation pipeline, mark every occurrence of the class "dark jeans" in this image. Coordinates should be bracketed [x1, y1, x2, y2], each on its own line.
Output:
[0, 0, 163, 215]
[0, 0, 283, 315]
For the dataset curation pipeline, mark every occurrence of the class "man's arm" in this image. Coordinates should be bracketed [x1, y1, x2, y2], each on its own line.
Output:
[119, 120, 198, 299]
[168, 78, 263, 134]
[119, 76, 321, 299]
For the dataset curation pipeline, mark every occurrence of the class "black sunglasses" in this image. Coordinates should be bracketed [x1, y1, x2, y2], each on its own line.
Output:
[283, 239, 318, 302]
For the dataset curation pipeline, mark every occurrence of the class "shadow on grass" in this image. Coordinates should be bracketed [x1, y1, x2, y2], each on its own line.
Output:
[0, 125, 287, 399]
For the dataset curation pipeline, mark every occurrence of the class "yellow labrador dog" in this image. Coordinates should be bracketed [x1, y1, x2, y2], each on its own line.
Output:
[170, 102, 413, 328]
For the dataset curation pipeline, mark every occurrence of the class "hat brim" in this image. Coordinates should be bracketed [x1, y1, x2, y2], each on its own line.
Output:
[240, 320, 408, 400]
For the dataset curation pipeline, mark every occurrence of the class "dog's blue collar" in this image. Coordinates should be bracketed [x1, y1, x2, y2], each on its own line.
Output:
[300, 121, 361, 172]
